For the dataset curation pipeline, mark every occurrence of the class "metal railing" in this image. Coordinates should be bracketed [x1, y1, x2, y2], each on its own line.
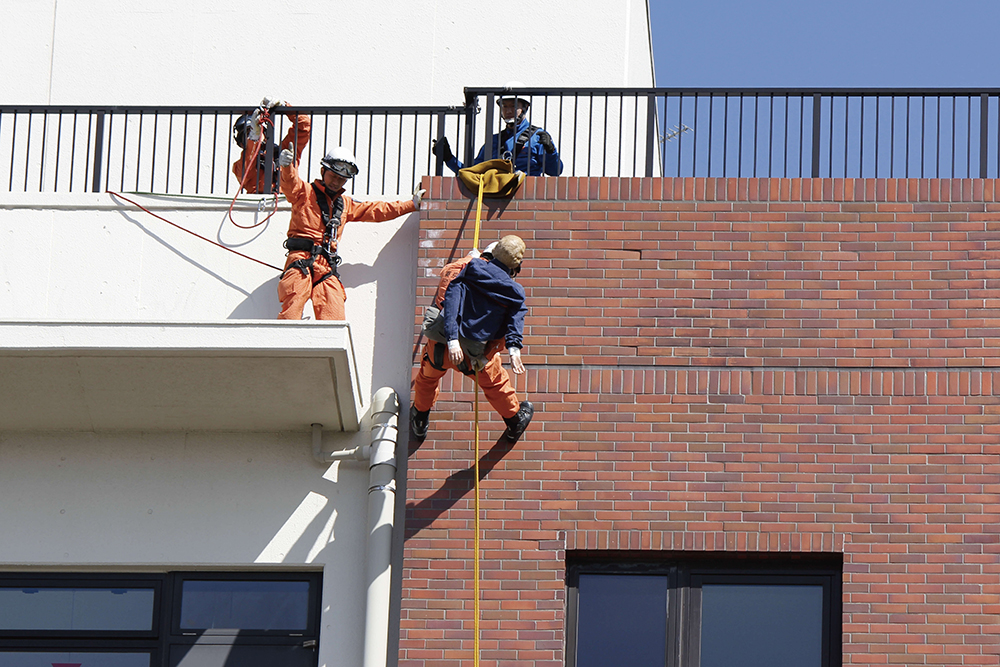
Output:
[5, 89, 1000, 195]
[0, 105, 466, 196]
[462, 87, 1000, 180]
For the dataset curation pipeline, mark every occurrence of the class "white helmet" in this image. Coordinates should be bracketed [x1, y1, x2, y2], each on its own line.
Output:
[498, 80, 531, 110]
[321, 147, 359, 179]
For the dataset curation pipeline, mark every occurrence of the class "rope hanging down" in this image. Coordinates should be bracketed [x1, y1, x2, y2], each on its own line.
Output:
[473, 371, 481, 667]
[107, 190, 282, 271]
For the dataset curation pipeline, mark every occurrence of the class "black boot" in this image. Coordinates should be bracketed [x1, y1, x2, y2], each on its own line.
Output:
[410, 405, 430, 442]
[502, 401, 534, 443]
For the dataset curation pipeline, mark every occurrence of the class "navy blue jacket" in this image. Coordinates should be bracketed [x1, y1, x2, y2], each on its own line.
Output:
[442, 258, 527, 349]
[446, 117, 563, 177]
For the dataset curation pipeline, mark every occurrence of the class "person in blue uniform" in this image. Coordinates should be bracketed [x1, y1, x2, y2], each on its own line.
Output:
[432, 81, 563, 177]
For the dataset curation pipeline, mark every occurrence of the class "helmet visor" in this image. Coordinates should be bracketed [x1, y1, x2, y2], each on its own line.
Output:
[325, 159, 358, 178]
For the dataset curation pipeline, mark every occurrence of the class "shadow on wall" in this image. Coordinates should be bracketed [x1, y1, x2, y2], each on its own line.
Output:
[229, 276, 280, 319]
[337, 216, 413, 387]
[404, 434, 516, 537]
[113, 202, 284, 319]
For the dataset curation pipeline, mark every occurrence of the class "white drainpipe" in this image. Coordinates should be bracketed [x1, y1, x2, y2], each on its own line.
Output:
[312, 386, 399, 667]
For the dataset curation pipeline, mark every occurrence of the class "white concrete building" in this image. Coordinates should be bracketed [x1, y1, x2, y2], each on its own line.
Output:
[0, 2, 654, 666]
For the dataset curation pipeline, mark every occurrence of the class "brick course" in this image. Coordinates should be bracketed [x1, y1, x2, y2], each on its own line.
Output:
[402, 177, 1000, 666]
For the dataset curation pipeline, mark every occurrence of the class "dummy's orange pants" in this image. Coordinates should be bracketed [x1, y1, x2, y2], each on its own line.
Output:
[413, 340, 519, 419]
[277, 252, 346, 320]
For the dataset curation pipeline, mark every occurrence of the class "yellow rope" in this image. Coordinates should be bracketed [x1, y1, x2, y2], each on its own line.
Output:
[473, 177, 484, 252]
[471, 178, 484, 666]
[473, 370, 481, 667]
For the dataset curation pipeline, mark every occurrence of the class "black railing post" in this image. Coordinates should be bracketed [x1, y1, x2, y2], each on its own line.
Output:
[645, 93, 656, 177]
[463, 90, 477, 169]
[980, 93, 989, 178]
[91, 111, 106, 193]
[262, 116, 275, 193]
[811, 94, 821, 178]
[483, 93, 495, 161]
[434, 111, 446, 176]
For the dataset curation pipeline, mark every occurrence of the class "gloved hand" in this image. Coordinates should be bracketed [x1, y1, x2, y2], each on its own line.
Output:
[413, 186, 426, 209]
[508, 347, 525, 374]
[278, 148, 294, 167]
[537, 130, 556, 154]
[447, 339, 464, 366]
[261, 96, 284, 110]
[431, 137, 454, 163]
[246, 110, 263, 142]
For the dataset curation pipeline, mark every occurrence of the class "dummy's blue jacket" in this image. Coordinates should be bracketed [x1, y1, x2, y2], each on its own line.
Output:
[445, 117, 563, 176]
[442, 258, 527, 349]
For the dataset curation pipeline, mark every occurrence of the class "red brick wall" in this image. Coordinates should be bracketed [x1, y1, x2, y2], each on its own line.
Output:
[401, 177, 1000, 666]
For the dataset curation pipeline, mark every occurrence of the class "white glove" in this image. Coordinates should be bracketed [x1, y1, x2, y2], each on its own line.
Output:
[413, 186, 426, 209]
[508, 347, 525, 374]
[467, 248, 481, 259]
[278, 148, 294, 167]
[261, 96, 283, 110]
[247, 109, 263, 142]
[447, 339, 463, 366]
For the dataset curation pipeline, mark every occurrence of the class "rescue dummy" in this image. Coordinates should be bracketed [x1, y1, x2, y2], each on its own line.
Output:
[276, 146, 426, 320]
[233, 96, 311, 194]
[410, 235, 534, 444]
[432, 81, 563, 177]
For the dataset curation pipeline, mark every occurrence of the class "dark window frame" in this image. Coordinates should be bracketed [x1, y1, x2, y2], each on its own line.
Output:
[0, 571, 323, 667]
[566, 553, 842, 667]
[169, 571, 322, 639]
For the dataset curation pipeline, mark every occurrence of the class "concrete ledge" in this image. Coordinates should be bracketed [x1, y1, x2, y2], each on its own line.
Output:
[0, 320, 363, 432]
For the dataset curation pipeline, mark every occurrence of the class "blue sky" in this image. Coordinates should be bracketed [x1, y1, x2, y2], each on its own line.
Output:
[649, 0, 1000, 88]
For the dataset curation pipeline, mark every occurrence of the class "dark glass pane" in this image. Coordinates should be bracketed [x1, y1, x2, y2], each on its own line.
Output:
[576, 574, 667, 667]
[179, 581, 309, 631]
[0, 588, 155, 631]
[0, 652, 150, 667]
[169, 644, 314, 667]
[701, 584, 823, 667]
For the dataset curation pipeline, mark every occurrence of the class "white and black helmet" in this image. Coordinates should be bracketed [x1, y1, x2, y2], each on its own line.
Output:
[497, 80, 531, 111]
[320, 147, 359, 179]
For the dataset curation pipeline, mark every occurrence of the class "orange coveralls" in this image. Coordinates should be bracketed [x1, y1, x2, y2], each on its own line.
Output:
[412, 255, 519, 419]
[277, 164, 415, 321]
[233, 110, 311, 194]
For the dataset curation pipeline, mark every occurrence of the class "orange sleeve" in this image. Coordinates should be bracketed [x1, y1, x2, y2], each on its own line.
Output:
[280, 164, 307, 206]
[343, 196, 417, 223]
[279, 112, 312, 163]
[232, 148, 251, 184]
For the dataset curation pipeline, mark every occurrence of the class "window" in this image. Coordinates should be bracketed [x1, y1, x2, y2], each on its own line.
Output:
[0, 573, 321, 667]
[566, 554, 841, 667]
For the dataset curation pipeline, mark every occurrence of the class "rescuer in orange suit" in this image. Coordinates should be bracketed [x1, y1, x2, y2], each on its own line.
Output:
[410, 236, 533, 444]
[275, 145, 425, 320]
[232, 96, 311, 194]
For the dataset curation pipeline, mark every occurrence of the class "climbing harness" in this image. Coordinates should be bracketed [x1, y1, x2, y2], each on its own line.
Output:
[280, 183, 345, 285]
[500, 123, 540, 163]
[107, 190, 282, 271]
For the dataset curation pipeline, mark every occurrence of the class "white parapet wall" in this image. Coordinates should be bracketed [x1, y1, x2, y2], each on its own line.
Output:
[0, 189, 421, 667]
[4, 1, 654, 106]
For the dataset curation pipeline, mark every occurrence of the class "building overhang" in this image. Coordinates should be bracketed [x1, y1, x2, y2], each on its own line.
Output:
[0, 321, 363, 432]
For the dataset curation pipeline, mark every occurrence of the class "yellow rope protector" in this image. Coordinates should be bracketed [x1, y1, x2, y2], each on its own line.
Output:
[473, 177, 484, 253]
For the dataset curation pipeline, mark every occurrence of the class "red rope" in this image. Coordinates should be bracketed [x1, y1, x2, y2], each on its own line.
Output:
[227, 107, 279, 229]
[107, 190, 282, 272]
